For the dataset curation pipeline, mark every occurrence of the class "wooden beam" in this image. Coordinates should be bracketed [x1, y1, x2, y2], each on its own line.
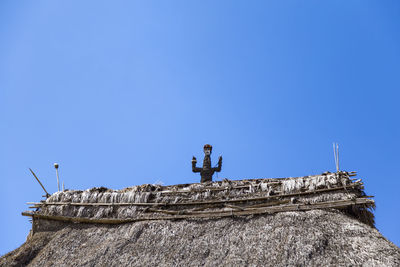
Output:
[27, 182, 363, 208]
[22, 198, 374, 224]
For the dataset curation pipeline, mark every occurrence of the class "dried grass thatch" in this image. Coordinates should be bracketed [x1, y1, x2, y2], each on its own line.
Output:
[2, 210, 399, 266]
[2, 172, 398, 266]
[24, 172, 375, 227]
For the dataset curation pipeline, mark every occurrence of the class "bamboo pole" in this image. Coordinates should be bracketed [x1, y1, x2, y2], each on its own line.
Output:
[26, 182, 363, 208]
[21, 198, 375, 224]
[29, 168, 50, 198]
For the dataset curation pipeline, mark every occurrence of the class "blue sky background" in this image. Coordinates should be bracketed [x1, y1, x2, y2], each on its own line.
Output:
[1, 1, 399, 255]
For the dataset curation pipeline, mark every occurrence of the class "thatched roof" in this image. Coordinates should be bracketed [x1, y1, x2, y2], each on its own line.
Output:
[22, 171, 375, 226]
[2, 210, 400, 266]
[1, 172, 399, 266]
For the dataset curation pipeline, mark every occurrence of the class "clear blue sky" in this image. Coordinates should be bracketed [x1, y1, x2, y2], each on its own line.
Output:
[1, 1, 399, 255]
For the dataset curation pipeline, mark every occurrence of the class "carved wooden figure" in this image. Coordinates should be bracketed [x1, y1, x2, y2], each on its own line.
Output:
[192, 144, 222, 183]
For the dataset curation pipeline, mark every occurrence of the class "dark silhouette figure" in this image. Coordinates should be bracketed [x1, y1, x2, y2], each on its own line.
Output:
[192, 144, 222, 183]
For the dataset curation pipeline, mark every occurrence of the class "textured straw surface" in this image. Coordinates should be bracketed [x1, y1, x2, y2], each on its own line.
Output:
[27, 172, 374, 226]
[2, 172, 394, 266]
[1, 210, 399, 266]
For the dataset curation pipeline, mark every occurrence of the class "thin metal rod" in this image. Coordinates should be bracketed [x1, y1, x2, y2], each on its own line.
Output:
[333, 143, 337, 172]
[336, 143, 339, 171]
[56, 168, 60, 192]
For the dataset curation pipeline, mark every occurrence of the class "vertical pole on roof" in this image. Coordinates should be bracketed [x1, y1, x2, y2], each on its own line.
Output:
[336, 143, 339, 172]
[333, 143, 340, 172]
[333, 143, 337, 172]
[54, 163, 60, 192]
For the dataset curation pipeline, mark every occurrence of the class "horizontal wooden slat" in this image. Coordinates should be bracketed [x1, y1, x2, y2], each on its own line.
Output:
[27, 182, 363, 208]
[22, 198, 374, 224]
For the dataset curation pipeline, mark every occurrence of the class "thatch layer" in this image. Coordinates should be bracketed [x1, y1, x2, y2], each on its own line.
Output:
[2, 210, 399, 267]
[1, 172, 397, 266]
[27, 172, 374, 226]
[43, 172, 349, 205]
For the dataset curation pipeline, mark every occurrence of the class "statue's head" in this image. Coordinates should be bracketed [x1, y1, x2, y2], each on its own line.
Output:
[203, 144, 212, 156]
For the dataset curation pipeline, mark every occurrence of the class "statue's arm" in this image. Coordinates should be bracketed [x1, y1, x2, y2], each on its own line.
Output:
[192, 156, 202, 173]
[213, 156, 222, 172]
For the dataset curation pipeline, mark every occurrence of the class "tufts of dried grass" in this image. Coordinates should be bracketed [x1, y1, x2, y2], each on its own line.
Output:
[2, 210, 399, 267]
[32, 172, 373, 227]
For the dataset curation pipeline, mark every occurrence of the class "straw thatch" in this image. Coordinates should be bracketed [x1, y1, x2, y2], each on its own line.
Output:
[23, 172, 375, 227]
[2, 210, 400, 266]
[1, 172, 399, 266]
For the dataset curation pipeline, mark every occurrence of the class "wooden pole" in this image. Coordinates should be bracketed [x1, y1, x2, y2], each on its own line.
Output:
[26, 182, 363, 208]
[21, 198, 375, 224]
[29, 168, 50, 198]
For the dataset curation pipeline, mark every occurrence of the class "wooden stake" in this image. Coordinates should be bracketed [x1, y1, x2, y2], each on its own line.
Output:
[29, 168, 50, 198]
